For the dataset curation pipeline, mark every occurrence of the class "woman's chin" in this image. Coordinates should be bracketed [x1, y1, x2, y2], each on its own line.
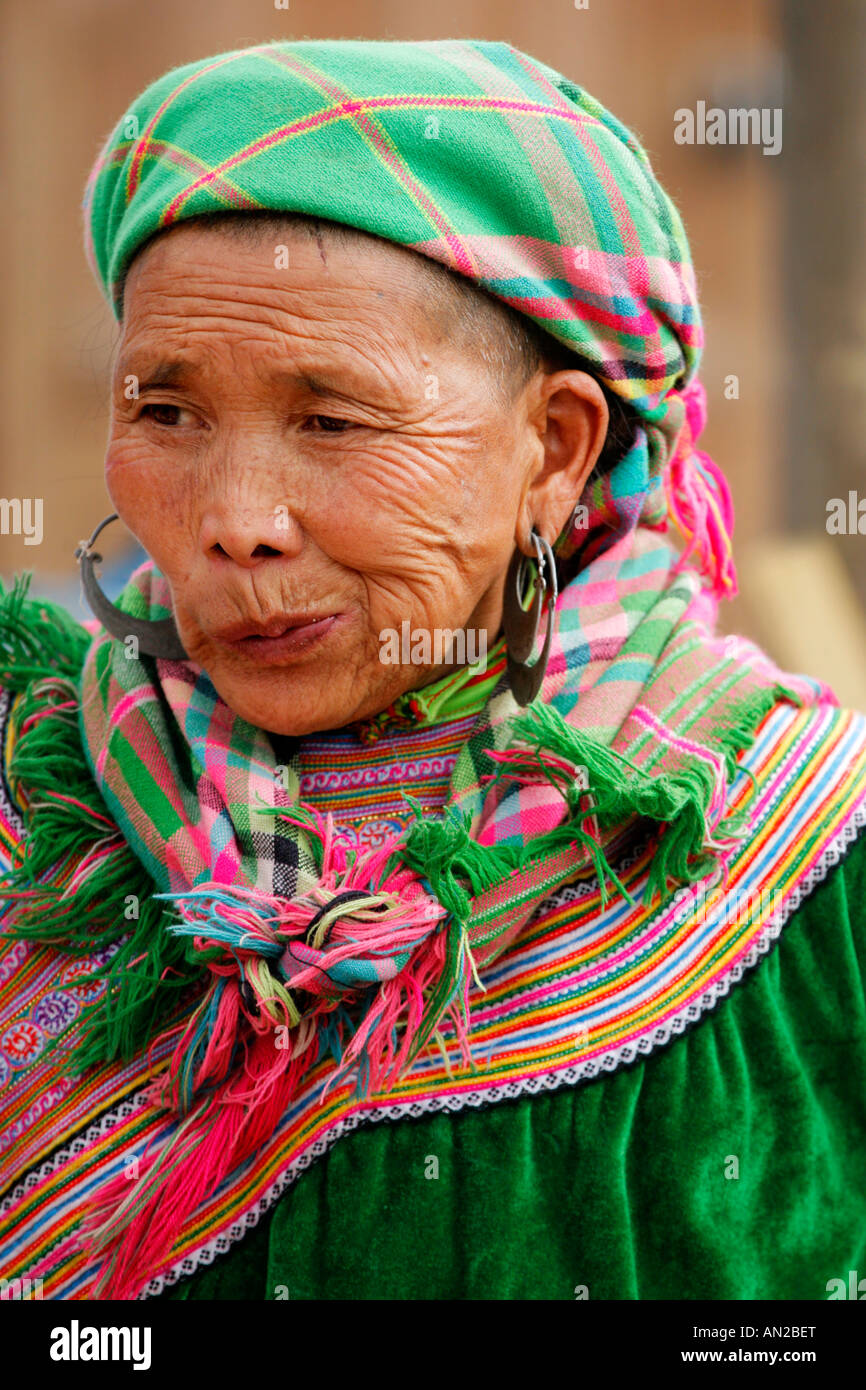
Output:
[203, 663, 389, 738]
[209, 673, 343, 736]
[188, 614, 378, 733]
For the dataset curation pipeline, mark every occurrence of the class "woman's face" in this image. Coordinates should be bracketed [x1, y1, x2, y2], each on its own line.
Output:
[108, 223, 605, 735]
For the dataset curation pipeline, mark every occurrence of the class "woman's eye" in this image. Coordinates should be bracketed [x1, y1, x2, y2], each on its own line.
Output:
[304, 414, 354, 433]
[139, 403, 194, 427]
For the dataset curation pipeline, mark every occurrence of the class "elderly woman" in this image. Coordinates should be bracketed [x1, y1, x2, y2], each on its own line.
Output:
[1, 38, 865, 1304]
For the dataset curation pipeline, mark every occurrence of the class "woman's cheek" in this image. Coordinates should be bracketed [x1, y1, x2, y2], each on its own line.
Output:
[337, 439, 467, 552]
[104, 443, 190, 553]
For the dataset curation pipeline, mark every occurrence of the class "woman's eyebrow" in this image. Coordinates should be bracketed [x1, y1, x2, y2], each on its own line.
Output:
[292, 370, 393, 402]
[115, 357, 415, 405]
[116, 358, 191, 390]
[265, 365, 417, 408]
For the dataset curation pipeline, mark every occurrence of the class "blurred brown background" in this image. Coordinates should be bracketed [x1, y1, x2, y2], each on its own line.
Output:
[1, 0, 864, 703]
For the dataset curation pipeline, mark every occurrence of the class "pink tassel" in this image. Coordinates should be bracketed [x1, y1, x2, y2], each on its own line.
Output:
[323, 923, 473, 1099]
[79, 1025, 322, 1299]
[664, 378, 738, 600]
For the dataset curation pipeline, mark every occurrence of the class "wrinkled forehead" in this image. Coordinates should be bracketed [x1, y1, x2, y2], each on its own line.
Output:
[110, 221, 500, 414]
[123, 217, 431, 310]
[112, 216, 528, 408]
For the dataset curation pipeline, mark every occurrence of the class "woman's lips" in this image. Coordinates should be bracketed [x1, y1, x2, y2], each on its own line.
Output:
[213, 613, 342, 664]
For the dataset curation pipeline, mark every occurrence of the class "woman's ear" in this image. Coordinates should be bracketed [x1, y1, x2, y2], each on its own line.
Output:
[521, 369, 609, 545]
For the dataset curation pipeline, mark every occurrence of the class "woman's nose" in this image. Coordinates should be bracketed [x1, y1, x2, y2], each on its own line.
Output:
[199, 505, 302, 568]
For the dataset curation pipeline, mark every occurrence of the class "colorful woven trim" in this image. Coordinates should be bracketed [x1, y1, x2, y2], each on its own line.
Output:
[1, 697, 864, 1297]
[296, 712, 486, 848]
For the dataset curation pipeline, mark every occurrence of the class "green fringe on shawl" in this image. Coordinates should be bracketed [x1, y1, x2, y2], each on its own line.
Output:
[402, 692, 792, 912]
[0, 575, 198, 1074]
[499, 703, 730, 903]
[401, 789, 634, 924]
[0, 572, 90, 688]
[396, 790, 635, 1070]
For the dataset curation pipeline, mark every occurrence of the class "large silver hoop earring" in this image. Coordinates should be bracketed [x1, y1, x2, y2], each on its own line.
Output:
[74, 514, 187, 660]
[502, 528, 559, 706]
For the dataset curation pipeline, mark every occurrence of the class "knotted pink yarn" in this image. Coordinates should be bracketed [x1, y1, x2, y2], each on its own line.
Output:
[663, 378, 738, 600]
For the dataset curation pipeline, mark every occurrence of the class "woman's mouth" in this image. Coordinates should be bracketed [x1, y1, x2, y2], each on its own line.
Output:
[213, 613, 342, 664]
